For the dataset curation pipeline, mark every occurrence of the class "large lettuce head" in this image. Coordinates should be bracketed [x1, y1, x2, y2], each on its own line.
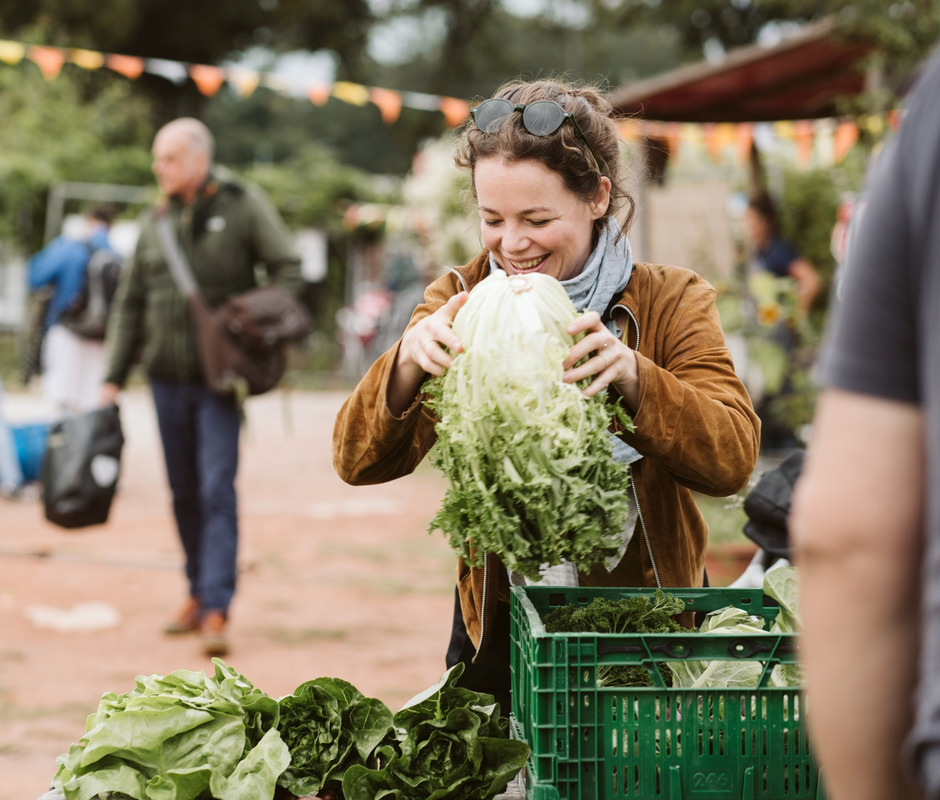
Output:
[425, 270, 633, 580]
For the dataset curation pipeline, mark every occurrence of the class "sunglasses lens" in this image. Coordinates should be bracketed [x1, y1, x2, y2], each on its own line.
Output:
[521, 101, 566, 136]
[473, 98, 515, 133]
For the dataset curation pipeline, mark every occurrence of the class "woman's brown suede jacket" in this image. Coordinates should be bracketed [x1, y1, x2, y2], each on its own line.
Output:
[333, 251, 760, 660]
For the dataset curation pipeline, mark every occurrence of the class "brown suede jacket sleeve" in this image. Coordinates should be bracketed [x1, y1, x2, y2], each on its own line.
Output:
[617, 262, 760, 497]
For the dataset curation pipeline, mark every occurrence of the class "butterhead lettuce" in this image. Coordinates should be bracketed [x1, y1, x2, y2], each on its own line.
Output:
[52, 659, 289, 800]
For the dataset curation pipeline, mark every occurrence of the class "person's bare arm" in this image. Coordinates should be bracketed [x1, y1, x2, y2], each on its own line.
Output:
[791, 390, 924, 800]
[100, 382, 121, 406]
[788, 257, 822, 313]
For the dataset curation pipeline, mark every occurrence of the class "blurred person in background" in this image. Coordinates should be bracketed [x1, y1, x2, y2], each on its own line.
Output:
[742, 191, 822, 451]
[744, 191, 822, 316]
[0, 373, 24, 500]
[27, 206, 117, 416]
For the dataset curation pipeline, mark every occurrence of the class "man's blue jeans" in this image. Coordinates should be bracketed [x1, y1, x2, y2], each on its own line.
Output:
[151, 379, 241, 614]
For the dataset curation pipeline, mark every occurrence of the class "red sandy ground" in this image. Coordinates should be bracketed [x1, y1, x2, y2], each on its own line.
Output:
[0, 387, 457, 800]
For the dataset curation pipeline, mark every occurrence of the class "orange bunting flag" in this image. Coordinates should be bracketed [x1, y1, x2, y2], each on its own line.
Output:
[439, 96, 470, 128]
[28, 45, 66, 80]
[703, 123, 736, 162]
[615, 119, 641, 142]
[106, 53, 145, 79]
[736, 123, 754, 164]
[307, 84, 331, 106]
[0, 39, 25, 64]
[69, 48, 105, 70]
[369, 86, 403, 124]
[225, 66, 259, 98]
[795, 120, 814, 167]
[664, 123, 681, 160]
[189, 64, 225, 96]
[832, 120, 859, 163]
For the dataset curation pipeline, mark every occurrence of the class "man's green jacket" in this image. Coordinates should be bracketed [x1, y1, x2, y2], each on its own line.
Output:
[105, 170, 303, 388]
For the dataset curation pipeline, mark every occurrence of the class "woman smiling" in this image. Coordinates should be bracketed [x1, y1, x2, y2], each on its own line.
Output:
[332, 78, 760, 711]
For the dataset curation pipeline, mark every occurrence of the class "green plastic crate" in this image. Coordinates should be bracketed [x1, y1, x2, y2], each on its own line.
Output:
[509, 585, 825, 800]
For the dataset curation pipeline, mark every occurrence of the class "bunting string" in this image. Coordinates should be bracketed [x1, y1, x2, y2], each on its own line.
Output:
[0, 37, 472, 126]
[0, 37, 897, 166]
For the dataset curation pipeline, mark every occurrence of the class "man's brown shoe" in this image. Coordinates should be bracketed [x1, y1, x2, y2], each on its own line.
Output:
[164, 597, 201, 635]
[201, 611, 229, 657]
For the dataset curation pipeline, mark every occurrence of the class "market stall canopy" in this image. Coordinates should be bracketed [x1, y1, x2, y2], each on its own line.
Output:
[608, 18, 875, 123]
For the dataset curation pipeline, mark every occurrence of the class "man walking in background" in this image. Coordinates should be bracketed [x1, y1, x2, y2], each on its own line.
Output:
[101, 118, 302, 656]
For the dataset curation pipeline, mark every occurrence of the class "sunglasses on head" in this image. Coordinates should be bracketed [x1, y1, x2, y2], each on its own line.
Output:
[469, 98, 599, 164]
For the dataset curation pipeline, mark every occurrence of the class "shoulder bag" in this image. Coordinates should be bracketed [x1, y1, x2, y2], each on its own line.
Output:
[156, 214, 311, 398]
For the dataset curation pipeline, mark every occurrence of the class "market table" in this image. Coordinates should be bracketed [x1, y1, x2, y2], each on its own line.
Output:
[36, 775, 527, 799]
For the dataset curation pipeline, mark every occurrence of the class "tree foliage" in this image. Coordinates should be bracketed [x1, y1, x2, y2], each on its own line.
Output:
[0, 63, 153, 251]
[366, 0, 940, 111]
[366, 5, 683, 100]
[204, 88, 423, 176]
[0, 0, 373, 78]
[241, 144, 390, 232]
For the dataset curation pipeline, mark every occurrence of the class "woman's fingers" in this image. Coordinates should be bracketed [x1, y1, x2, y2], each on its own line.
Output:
[563, 311, 616, 370]
[407, 292, 468, 375]
[562, 310, 635, 398]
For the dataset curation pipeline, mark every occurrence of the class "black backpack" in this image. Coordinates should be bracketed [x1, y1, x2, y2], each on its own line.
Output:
[60, 246, 123, 340]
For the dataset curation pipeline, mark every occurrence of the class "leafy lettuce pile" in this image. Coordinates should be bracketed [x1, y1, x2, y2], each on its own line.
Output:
[424, 270, 633, 581]
[342, 663, 529, 800]
[667, 566, 803, 690]
[667, 606, 768, 689]
[50, 660, 528, 800]
[52, 659, 288, 800]
[763, 564, 803, 687]
[276, 676, 392, 798]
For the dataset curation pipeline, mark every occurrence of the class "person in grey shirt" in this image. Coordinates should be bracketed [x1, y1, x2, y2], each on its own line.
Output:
[792, 48, 940, 800]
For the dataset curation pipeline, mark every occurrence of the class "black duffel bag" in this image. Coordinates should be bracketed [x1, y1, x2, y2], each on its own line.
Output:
[42, 404, 124, 529]
[742, 449, 804, 559]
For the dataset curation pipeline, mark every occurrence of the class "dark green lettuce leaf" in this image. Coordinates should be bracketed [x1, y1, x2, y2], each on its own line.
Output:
[276, 676, 393, 797]
[342, 664, 529, 800]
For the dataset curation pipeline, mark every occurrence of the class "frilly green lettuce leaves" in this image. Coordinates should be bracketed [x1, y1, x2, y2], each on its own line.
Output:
[424, 271, 633, 581]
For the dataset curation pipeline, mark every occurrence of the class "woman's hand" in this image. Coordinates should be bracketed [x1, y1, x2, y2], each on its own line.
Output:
[387, 291, 468, 415]
[400, 291, 467, 376]
[563, 310, 639, 408]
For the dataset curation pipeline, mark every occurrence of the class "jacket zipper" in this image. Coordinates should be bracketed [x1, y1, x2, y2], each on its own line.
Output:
[472, 554, 489, 662]
[614, 303, 661, 587]
[631, 480, 661, 588]
[612, 303, 639, 351]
